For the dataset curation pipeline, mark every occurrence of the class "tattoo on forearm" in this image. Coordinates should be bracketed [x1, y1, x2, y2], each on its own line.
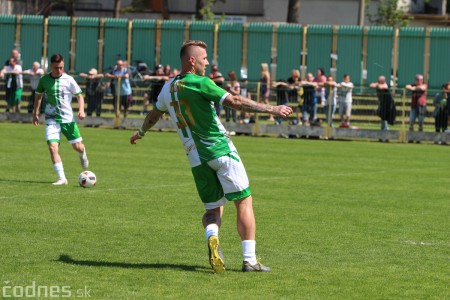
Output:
[226, 95, 273, 114]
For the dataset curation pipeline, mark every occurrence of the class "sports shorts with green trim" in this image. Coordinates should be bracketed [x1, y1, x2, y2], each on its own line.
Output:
[45, 122, 83, 144]
[191, 151, 251, 210]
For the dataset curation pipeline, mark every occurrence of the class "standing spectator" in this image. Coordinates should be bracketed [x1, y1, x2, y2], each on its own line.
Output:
[259, 63, 274, 121]
[130, 40, 293, 273]
[1, 49, 22, 74]
[79, 68, 104, 117]
[337, 74, 354, 128]
[432, 83, 449, 144]
[32, 54, 89, 185]
[3, 58, 23, 113]
[299, 73, 317, 126]
[369, 75, 396, 133]
[22, 61, 45, 113]
[406, 74, 428, 133]
[313, 68, 326, 122]
[209, 64, 225, 118]
[286, 70, 301, 125]
[105, 60, 132, 127]
[239, 76, 253, 124]
[321, 75, 338, 127]
[225, 70, 239, 123]
[142, 64, 169, 114]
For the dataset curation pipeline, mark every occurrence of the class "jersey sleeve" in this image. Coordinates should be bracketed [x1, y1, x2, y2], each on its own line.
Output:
[155, 81, 170, 112]
[69, 76, 83, 95]
[200, 77, 229, 104]
[35, 76, 45, 94]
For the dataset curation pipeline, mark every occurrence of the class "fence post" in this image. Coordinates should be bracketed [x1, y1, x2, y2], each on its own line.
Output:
[213, 22, 219, 65]
[361, 26, 369, 93]
[70, 16, 77, 74]
[423, 26, 431, 84]
[271, 23, 279, 82]
[15, 15, 21, 52]
[242, 23, 248, 78]
[42, 17, 48, 71]
[127, 19, 132, 65]
[331, 25, 338, 78]
[98, 18, 105, 73]
[301, 25, 307, 80]
[184, 20, 191, 42]
[391, 27, 399, 95]
[252, 81, 261, 136]
[155, 19, 162, 65]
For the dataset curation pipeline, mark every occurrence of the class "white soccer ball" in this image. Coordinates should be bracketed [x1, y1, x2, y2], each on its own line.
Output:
[78, 171, 97, 188]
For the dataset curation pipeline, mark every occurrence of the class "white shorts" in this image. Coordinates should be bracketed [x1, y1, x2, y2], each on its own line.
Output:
[191, 151, 251, 210]
[45, 122, 83, 144]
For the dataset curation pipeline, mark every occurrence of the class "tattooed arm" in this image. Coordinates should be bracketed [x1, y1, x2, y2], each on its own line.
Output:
[222, 94, 293, 118]
[130, 109, 165, 144]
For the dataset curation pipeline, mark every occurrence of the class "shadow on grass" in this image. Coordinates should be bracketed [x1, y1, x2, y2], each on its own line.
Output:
[0, 178, 51, 184]
[56, 254, 212, 273]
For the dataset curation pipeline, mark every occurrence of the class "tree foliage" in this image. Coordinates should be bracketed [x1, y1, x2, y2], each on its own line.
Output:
[366, 0, 412, 27]
[195, 0, 226, 22]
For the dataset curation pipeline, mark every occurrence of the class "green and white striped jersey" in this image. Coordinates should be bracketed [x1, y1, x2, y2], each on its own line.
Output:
[156, 73, 235, 167]
[36, 73, 83, 124]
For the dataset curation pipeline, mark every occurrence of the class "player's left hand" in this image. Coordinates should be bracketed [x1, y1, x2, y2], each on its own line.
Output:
[78, 111, 85, 120]
[130, 131, 142, 144]
[273, 105, 293, 119]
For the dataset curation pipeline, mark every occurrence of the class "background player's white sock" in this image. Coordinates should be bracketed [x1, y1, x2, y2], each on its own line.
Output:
[53, 162, 66, 180]
[242, 240, 257, 265]
[205, 224, 219, 240]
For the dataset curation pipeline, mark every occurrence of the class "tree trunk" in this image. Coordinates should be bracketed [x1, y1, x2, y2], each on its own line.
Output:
[287, 0, 300, 23]
[162, 0, 170, 19]
[196, 0, 204, 20]
[114, 0, 121, 18]
[66, 0, 75, 17]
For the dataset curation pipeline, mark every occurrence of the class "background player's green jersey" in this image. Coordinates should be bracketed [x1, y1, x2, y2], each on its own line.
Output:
[36, 73, 83, 124]
[156, 73, 235, 167]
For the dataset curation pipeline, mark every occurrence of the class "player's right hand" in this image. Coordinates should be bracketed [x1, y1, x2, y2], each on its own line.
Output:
[130, 131, 142, 144]
[33, 115, 39, 126]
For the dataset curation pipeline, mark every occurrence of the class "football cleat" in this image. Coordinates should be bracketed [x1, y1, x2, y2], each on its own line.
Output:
[52, 178, 68, 186]
[208, 236, 225, 274]
[242, 259, 271, 272]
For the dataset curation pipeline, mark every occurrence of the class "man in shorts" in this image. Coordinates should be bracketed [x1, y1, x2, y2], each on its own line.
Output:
[33, 54, 89, 185]
[130, 40, 292, 273]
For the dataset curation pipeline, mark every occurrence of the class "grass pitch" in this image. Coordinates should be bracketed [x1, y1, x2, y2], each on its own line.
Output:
[0, 123, 449, 299]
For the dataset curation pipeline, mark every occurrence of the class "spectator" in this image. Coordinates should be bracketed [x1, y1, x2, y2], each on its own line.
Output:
[321, 75, 338, 127]
[1, 49, 22, 76]
[163, 64, 175, 78]
[225, 70, 239, 123]
[272, 77, 291, 125]
[209, 64, 225, 118]
[32, 53, 89, 185]
[286, 69, 301, 125]
[406, 74, 428, 133]
[259, 63, 274, 121]
[22, 61, 45, 113]
[369, 76, 396, 134]
[3, 58, 23, 113]
[313, 68, 327, 122]
[432, 82, 449, 144]
[337, 74, 354, 128]
[105, 60, 132, 128]
[239, 76, 253, 124]
[299, 73, 317, 126]
[79, 68, 104, 117]
[142, 64, 169, 115]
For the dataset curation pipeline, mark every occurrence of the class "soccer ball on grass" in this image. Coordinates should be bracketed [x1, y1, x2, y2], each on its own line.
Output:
[78, 171, 97, 188]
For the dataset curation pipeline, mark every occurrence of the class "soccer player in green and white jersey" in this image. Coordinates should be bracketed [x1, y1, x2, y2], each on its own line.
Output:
[33, 54, 89, 185]
[130, 40, 292, 273]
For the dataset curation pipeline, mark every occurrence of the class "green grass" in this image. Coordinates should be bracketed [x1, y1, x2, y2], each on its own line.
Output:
[1, 123, 449, 299]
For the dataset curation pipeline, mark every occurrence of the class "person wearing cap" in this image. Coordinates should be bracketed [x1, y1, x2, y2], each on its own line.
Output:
[209, 64, 225, 118]
[80, 68, 104, 117]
